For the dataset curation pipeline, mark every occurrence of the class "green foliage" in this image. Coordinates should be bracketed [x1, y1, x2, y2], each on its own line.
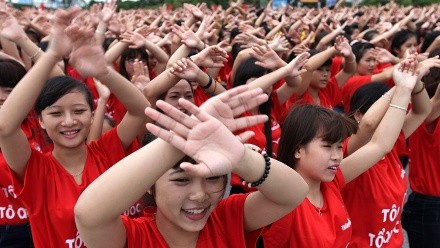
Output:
[362, 0, 438, 6]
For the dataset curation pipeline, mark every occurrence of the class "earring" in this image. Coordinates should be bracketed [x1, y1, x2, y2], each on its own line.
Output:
[295, 154, 300, 158]
[357, 120, 360, 124]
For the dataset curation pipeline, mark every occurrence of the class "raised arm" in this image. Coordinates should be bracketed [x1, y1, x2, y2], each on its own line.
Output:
[341, 57, 424, 183]
[87, 80, 110, 143]
[69, 33, 149, 149]
[334, 35, 357, 88]
[0, 7, 81, 180]
[75, 86, 275, 247]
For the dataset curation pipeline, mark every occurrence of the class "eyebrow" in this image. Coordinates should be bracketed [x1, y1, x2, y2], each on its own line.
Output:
[169, 167, 185, 176]
[46, 104, 89, 109]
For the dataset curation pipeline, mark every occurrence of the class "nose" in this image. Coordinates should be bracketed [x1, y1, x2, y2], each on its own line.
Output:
[331, 148, 342, 163]
[188, 180, 209, 202]
[62, 113, 77, 126]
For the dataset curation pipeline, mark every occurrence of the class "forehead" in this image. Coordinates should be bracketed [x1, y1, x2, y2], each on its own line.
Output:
[167, 80, 192, 93]
[49, 92, 89, 107]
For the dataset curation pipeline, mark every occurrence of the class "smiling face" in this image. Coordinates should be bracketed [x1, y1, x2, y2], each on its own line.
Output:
[39, 91, 93, 149]
[295, 136, 343, 184]
[154, 167, 226, 235]
[163, 80, 194, 115]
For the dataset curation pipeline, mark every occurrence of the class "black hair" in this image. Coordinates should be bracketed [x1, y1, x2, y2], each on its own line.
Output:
[363, 30, 379, 42]
[351, 42, 375, 63]
[348, 82, 390, 116]
[35, 76, 93, 116]
[277, 104, 357, 169]
[423, 48, 440, 98]
[0, 59, 27, 88]
[309, 49, 332, 68]
[391, 29, 416, 56]
[421, 31, 440, 54]
[233, 57, 273, 156]
[119, 48, 150, 80]
[102, 37, 117, 52]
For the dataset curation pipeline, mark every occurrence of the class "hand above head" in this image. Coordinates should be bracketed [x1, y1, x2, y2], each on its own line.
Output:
[250, 44, 286, 70]
[392, 56, 419, 91]
[0, 11, 26, 42]
[334, 35, 352, 58]
[284, 51, 309, 77]
[131, 59, 150, 91]
[94, 79, 111, 101]
[169, 58, 201, 82]
[416, 55, 440, 81]
[172, 24, 202, 49]
[371, 47, 398, 64]
[190, 43, 228, 68]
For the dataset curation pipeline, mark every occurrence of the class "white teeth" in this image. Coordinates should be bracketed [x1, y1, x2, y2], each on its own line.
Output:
[328, 166, 337, 170]
[62, 130, 79, 135]
[183, 209, 205, 214]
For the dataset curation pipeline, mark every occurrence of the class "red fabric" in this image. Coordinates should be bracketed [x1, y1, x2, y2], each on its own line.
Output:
[122, 194, 261, 248]
[293, 77, 342, 109]
[341, 75, 373, 113]
[409, 120, 440, 196]
[67, 65, 126, 124]
[341, 133, 407, 248]
[8, 128, 129, 248]
[330, 56, 343, 78]
[193, 87, 210, 107]
[263, 169, 352, 247]
[0, 118, 50, 226]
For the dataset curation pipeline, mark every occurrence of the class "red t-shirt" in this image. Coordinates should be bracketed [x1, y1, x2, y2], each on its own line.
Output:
[9, 128, 129, 248]
[341, 75, 373, 113]
[193, 87, 210, 107]
[296, 76, 342, 109]
[262, 169, 352, 247]
[122, 194, 261, 248]
[0, 118, 51, 226]
[341, 133, 407, 248]
[409, 120, 440, 196]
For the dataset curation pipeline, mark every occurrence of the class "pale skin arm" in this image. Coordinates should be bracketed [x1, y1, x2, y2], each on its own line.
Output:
[0, 8, 81, 181]
[87, 80, 110, 143]
[341, 58, 425, 183]
[334, 36, 357, 88]
[75, 86, 292, 248]
[301, 46, 337, 89]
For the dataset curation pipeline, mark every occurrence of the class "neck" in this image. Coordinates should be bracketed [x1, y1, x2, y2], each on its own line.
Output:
[52, 144, 87, 171]
[156, 212, 199, 248]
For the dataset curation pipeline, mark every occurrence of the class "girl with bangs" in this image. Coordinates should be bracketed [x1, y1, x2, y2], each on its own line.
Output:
[262, 56, 421, 247]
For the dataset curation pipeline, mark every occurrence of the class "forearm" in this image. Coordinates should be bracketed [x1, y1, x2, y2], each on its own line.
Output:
[0, 52, 59, 134]
[75, 138, 184, 228]
[342, 54, 356, 74]
[316, 30, 341, 50]
[94, 21, 108, 46]
[247, 64, 288, 91]
[166, 44, 191, 68]
[265, 22, 284, 40]
[87, 98, 107, 143]
[143, 68, 180, 105]
[104, 41, 129, 64]
[0, 38, 21, 63]
[97, 68, 149, 116]
[144, 39, 169, 63]
[304, 47, 336, 71]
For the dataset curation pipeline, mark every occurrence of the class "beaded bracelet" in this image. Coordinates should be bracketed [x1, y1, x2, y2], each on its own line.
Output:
[241, 150, 271, 188]
[202, 74, 213, 89]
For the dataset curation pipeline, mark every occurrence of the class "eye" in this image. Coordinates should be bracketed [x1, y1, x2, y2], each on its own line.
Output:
[206, 176, 223, 182]
[49, 112, 62, 117]
[171, 178, 190, 184]
[74, 109, 87, 114]
[185, 94, 193, 100]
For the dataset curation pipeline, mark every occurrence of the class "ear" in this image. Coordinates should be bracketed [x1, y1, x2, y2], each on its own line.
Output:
[294, 147, 302, 159]
[38, 116, 46, 130]
[354, 110, 363, 124]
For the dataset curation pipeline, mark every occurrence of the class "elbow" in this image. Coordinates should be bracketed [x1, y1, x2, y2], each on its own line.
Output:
[74, 199, 94, 229]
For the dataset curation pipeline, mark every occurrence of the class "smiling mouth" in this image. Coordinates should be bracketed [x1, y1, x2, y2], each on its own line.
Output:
[60, 130, 80, 136]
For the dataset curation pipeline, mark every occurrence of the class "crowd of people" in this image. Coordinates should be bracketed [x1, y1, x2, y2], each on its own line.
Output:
[0, 0, 439, 247]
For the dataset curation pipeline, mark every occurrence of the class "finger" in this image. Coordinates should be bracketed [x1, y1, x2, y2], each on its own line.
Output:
[231, 115, 269, 132]
[231, 94, 269, 117]
[228, 88, 266, 109]
[177, 98, 213, 123]
[215, 85, 250, 103]
[237, 131, 255, 144]
[145, 106, 191, 138]
[146, 122, 187, 151]
[180, 161, 213, 177]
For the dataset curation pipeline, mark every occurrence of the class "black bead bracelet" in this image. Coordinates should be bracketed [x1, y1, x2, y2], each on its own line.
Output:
[241, 150, 271, 188]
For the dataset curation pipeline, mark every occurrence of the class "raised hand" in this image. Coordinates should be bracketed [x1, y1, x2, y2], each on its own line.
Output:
[199, 86, 269, 132]
[119, 31, 145, 49]
[99, 0, 116, 24]
[392, 56, 419, 91]
[172, 24, 202, 49]
[268, 35, 289, 52]
[190, 44, 228, 68]
[334, 35, 352, 58]
[416, 55, 440, 81]
[94, 79, 111, 101]
[372, 47, 398, 64]
[0, 11, 26, 42]
[47, 7, 82, 60]
[169, 58, 200, 81]
[131, 59, 150, 91]
[284, 51, 310, 77]
[250, 44, 286, 70]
